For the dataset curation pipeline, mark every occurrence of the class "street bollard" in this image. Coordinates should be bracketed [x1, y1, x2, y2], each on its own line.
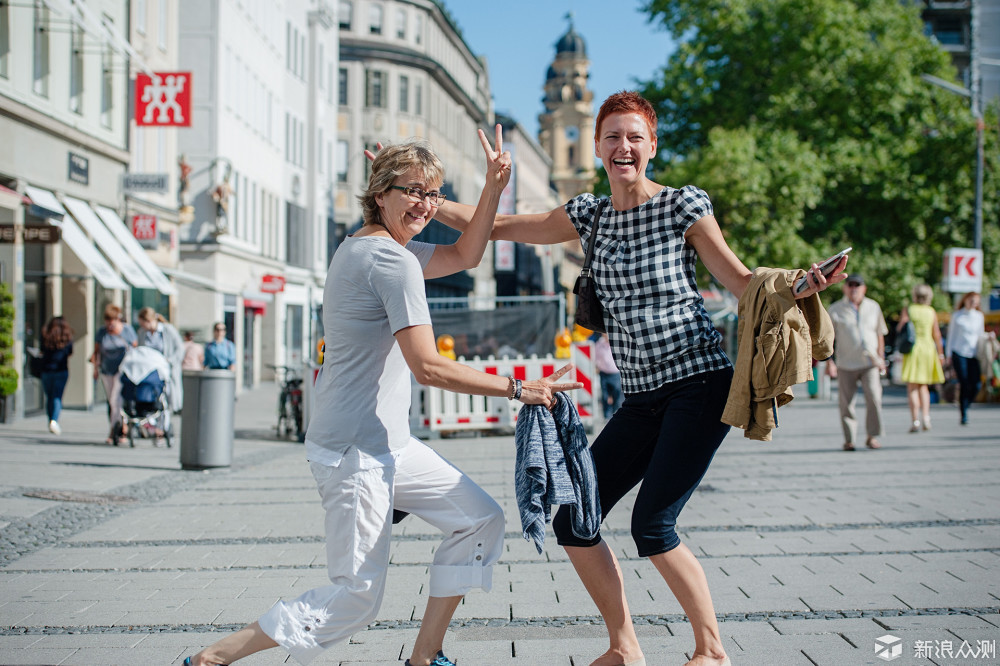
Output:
[180, 369, 235, 469]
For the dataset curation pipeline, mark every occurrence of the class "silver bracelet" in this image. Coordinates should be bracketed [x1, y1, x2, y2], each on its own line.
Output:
[513, 379, 522, 401]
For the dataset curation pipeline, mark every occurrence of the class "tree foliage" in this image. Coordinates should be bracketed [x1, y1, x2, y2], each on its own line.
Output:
[638, 0, 998, 313]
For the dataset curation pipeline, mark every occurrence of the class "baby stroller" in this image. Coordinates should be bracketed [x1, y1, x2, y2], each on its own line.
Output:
[119, 346, 173, 448]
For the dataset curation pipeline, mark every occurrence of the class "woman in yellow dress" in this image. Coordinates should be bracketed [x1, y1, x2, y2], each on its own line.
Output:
[897, 284, 945, 432]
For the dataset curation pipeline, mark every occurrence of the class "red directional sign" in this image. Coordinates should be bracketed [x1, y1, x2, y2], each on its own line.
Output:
[260, 274, 286, 293]
[941, 248, 982, 293]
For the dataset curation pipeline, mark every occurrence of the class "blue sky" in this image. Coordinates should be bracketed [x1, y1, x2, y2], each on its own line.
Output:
[441, 0, 677, 139]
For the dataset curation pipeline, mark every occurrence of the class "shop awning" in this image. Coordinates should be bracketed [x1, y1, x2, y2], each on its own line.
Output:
[160, 266, 240, 295]
[24, 186, 127, 289]
[93, 205, 177, 295]
[24, 185, 66, 220]
[0, 184, 28, 208]
[62, 196, 156, 291]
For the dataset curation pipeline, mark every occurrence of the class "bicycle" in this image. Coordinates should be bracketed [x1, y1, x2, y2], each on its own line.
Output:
[271, 365, 304, 441]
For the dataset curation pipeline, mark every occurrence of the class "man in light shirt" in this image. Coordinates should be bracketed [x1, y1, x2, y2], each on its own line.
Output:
[826, 275, 888, 450]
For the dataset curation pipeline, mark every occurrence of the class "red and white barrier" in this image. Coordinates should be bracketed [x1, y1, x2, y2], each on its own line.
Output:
[409, 342, 598, 437]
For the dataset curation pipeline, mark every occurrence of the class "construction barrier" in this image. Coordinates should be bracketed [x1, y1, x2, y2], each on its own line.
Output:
[409, 341, 598, 438]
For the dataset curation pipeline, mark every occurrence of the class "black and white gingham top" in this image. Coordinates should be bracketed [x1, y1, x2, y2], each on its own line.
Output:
[566, 187, 732, 394]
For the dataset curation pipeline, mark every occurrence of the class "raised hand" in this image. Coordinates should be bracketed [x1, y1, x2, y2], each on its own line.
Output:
[363, 142, 384, 162]
[518, 364, 584, 409]
[478, 124, 512, 190]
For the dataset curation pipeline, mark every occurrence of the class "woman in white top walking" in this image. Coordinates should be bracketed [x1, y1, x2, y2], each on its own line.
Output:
[946, 292, 985, 425]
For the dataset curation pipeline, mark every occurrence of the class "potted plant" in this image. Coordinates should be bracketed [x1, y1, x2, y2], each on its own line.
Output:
[0, 281, 18, 422]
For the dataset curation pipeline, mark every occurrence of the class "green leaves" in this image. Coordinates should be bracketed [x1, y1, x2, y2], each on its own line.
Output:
[639, 0, 998, 312]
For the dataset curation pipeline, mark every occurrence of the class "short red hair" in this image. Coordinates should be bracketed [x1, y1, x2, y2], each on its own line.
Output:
[595, 91, 657, 139]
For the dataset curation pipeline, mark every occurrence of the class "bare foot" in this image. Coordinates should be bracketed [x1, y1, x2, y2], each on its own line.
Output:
[589, 648, 645, 666]
[684, 653, 730, 666]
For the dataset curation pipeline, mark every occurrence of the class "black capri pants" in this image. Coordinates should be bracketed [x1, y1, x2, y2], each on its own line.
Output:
[553, 366, 733, 558]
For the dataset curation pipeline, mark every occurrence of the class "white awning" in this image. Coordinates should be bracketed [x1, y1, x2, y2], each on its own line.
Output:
[24, 185, 66, 220]
[58, 218, 130, 290]
[93, 205, 177, 295]
[25, 186, 126, 289]
[62, 196, 156, 290]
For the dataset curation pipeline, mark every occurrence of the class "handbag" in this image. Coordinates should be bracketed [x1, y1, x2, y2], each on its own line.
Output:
[897, 308, 916, 355]
[573, 198, 611, 333]
[28, 352, 44, 378]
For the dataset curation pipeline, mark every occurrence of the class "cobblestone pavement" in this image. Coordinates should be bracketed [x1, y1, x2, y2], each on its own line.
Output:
[1, 383, 998, 665]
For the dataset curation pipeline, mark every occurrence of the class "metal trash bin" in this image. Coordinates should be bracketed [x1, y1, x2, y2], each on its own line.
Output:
[180, 369, 235, 469]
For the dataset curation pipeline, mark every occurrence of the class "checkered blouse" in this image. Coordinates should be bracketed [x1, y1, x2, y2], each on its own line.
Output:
[565, 186, 731, 394]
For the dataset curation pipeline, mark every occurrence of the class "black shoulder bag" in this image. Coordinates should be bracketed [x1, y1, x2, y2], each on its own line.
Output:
[573, 198, 611, 333]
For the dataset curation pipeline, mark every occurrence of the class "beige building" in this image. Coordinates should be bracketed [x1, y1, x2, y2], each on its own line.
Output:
[0, 0, 177, 419]
[538, 18, 596, 206]
[334, 0, 496, 299]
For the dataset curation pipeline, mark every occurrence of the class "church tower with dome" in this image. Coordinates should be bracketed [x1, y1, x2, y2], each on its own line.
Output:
[538, 15, 596, 203]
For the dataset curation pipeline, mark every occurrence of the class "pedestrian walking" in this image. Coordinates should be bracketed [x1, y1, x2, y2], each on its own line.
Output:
[897, 284, 945, 432]
[826, 275, 888, 450]
[38, 316, 73, 435]
[136, 307, 184, 434]
[91, 304, 137, 444]
[434, 91, 845, 666]
[946, 292, 985, 425]
[203, 323, 235, 370]
[594, 333, 622, 419]
[184, 129, 582, 666]
[181, 331, 204, 371]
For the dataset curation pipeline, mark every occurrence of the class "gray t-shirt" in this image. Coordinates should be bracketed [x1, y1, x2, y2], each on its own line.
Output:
[305, 236, 434, 464]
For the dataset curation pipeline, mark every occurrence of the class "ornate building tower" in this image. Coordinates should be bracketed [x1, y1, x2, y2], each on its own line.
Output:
[538, 16, 596, 204]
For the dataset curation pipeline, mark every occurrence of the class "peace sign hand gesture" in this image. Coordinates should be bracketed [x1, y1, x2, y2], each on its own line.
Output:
[478, 124, 512, 191]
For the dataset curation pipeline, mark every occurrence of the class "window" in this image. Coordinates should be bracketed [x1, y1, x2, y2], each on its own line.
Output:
[414, 12, 422, 44]
[338, 67, 348, 105]
[365, 70, 386, 108]
[136, 0, 147, 34]
[338, 0, 352, 30]
[326, 62, 334, 105]
[69, 25, 84, 114]
[286, 22, 292, 71]
[336, 140, 349, 182]
[395, 8, 406, 39]
[414, 80, 422, 115]
[100, 25, 113, 128]
[317, 128, 324, 174]
[399, 75, 409, 113]
[369, 4, 383, 35]
[33, 4, 50, 97]
[0, 1, 8, 78]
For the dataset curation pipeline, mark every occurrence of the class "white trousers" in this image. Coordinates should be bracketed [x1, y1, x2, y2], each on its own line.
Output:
[258, 437, 505, 665]
[100, 372, 123, 434]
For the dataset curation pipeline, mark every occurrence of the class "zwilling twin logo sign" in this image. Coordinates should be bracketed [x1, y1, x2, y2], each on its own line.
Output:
[135, 72, 192, 127]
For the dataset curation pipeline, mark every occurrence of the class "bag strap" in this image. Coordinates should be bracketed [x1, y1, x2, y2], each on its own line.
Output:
[581, 197, 611, 278]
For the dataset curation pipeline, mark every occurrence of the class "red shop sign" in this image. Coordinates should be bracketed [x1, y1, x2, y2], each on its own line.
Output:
[260, 274, 286, 293]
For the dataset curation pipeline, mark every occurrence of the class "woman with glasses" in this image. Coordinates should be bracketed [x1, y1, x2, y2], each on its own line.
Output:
[185, 128, 582, 666]
[91, 304, 137, 444]
[433, 91, 845, 666]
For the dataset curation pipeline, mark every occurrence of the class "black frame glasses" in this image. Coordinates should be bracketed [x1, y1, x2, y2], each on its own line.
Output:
[389, 185, 447, 206]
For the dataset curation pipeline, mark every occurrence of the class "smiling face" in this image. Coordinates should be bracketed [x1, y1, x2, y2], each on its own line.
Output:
[595, 112, 657, 187]
[374, 166, 443, 240]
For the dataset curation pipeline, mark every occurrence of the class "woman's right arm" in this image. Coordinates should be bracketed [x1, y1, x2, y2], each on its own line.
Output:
[394, 323, 582, 406]
[434, 200, 578, 245]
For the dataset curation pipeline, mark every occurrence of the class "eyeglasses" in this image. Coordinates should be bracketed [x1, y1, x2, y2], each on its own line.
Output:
[215, 327, 226, 332]
[389, 185, 446, 206]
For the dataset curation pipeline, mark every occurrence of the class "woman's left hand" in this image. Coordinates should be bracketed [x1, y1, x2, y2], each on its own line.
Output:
[478, 125, 512, 190]
[794, 255, 849, 299]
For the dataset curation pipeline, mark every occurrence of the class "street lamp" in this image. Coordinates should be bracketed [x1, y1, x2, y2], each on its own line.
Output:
[920, 71, 987, 251]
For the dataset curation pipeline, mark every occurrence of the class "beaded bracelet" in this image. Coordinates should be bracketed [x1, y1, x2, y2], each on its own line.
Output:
[507, 376, 523, 401]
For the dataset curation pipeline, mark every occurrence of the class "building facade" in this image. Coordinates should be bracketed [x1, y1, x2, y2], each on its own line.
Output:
[920, 0, 1000, 107]
[176, 0, 337, 388]
[0, 0, 178, 419]
[538, 17, 596, 206]
[334, 0, 495, 299]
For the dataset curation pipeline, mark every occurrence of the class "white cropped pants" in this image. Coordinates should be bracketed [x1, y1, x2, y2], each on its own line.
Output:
[258, 437, 505, 665]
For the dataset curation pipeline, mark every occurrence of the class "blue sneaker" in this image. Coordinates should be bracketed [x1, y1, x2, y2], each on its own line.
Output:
[405, 651, 456, 666]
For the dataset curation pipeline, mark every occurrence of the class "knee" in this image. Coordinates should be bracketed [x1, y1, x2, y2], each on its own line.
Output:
[630, 511, 680, 557]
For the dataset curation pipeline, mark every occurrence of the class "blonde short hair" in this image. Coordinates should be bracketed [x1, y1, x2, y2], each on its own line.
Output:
[912, 284, 933, 305]
[357, 140, 444, 227]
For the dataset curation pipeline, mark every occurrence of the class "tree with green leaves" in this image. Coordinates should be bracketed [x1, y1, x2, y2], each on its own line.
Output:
[635, 0, 998, 314]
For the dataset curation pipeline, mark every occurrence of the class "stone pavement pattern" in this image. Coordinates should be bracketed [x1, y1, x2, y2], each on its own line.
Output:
[0, 384, 998, 665]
